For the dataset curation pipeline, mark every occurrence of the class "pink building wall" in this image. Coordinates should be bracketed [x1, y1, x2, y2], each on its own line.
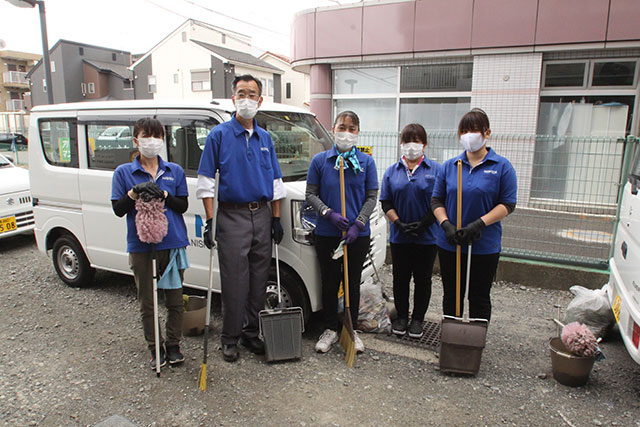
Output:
[292, 0, 640, 63]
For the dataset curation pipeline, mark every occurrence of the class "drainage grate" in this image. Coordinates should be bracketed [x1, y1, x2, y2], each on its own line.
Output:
[374, 320, 441, 350]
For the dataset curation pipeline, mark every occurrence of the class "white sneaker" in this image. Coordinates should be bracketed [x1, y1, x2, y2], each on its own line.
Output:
[315, 329, 339, 353]
[354, 331, 365, 353]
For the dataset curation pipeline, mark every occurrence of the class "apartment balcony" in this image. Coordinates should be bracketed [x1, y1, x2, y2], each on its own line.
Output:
[6, 99, 25, 111]
[2, 71, 28, 88]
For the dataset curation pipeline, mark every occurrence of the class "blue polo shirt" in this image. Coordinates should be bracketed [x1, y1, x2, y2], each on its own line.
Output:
[111, 156, 190, 253]
[197, 115, 282, 203]
[380, 157, 441, 245]
[432, 148, 517, 255]
[307, 146, 378, 237]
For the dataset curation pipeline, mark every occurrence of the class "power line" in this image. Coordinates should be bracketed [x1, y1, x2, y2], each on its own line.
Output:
[181, 0, 289, 38]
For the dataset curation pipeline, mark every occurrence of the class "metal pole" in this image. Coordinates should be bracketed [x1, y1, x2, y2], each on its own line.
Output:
[37, 0, 54, 104]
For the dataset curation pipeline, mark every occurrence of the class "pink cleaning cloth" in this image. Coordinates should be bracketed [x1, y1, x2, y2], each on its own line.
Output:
[561, 321, 599, 357]
[135, 198, 168, 244]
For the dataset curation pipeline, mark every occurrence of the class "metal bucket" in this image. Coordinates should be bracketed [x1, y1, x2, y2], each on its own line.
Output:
[549, 337, 596, 387]
[182, 295, 207, 336]
[439, 316, 488, 375]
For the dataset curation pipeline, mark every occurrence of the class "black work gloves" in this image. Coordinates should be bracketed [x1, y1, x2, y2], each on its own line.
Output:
[409, 211, 436, 235]
[440, 220, 458, 246]
[456, 218, 486, 246]
[203, 218, 215, 249]
[132, 182, 165, 202]
[271, 217, 284, 244]
[394, 219, 419, 238]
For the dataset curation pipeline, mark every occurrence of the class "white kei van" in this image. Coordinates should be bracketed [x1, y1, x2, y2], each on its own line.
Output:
[607, 141, 640, 365]
[28, 100, 387, 322]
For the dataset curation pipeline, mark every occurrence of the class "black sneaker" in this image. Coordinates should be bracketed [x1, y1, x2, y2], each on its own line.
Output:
[392, 318, 408, 336]
[166, 345, 185, 365]
[149, 347, 167, 370]
[408, 319, 424, 339]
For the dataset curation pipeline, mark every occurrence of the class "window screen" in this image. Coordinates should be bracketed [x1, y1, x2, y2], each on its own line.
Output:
[401, 63, 472, 92]
[544, 63, 586, 87]
[592, 61, 636, 86]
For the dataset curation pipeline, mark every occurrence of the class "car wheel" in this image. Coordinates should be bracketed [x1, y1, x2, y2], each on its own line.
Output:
[52, 235, 95, 287]
[266, 265, 311, 324]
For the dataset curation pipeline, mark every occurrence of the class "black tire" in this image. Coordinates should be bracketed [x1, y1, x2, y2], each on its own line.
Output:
[266, 265, 312, 324]
[52, 235, 95, 287]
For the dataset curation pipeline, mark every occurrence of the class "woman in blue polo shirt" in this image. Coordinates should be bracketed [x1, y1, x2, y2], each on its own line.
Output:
[306, 111, 378, 354]
[111, 117, 190, 369]
[431, 109, 517, 322]
[380, 124, 440, 338]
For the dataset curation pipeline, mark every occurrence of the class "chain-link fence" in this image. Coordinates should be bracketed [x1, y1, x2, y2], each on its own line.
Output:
[358, 131, 638, 268]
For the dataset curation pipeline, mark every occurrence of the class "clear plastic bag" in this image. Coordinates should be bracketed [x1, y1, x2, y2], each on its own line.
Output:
[357, 278, 391, 333]
[563, 284, 615, 339]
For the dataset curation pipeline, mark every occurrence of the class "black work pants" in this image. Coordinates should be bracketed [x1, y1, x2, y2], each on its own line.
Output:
[390, 243, 437, 322]
[315, 235, 370, 331]
[438, 248, 500, 322]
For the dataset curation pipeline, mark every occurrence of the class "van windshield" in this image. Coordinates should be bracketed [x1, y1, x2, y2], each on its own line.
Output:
[256, 111, 333, 181]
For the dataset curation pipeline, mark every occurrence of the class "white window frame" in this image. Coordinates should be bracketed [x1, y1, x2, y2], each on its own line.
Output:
[81, 82, 87, 95]
[190, 70, 210, 92]
[42, 78, 47, 92]
[173, 73, 179, 84]
[50, 61, 55, 73]
[542, 58, 640, 91]
[88, 82, 95, 94]
[148, 75, 157, 93]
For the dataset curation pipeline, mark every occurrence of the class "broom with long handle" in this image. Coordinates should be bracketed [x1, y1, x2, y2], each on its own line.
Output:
[337, 157, 357, 368]
[151, 243, 161, 377]
[199, 171, 219, 391]
[456, 159, 462, 318]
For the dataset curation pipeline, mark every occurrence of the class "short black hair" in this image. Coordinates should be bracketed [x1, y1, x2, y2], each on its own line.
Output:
[333, 111, 360, 129]
[401, 123, 427, 146]
[458, 108, 490, 136]
[133, 117, 164, 139]
[232, 74, 262, 96]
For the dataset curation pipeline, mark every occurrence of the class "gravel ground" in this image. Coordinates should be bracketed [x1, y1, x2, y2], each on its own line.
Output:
[1, 233, 639, 427]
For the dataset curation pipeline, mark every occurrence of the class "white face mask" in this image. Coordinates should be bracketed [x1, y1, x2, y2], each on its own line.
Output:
[460, 132, 486, 153]
[334, 131, 358, 152]
[235, 98, 259, 120]
[401, 142, 424, 161]
[137, 137, 164, 158]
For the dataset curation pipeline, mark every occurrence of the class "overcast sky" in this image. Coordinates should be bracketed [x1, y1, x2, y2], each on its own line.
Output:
[0, 0, 359, 57]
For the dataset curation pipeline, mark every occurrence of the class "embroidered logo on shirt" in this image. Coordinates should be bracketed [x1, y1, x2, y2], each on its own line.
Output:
[162, 176, 175, 181]
[261, 147, 269, 153]
[484, 170, 498, 175]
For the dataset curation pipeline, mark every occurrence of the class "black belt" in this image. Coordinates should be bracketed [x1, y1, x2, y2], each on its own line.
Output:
[219, 201, 267, 211]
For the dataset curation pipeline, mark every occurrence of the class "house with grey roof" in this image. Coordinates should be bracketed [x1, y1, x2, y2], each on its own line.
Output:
[130, 19, 284, 102]
[26, 40, 133, 106]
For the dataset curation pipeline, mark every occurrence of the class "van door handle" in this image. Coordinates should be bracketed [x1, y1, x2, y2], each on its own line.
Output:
[621, 241, 627, 259]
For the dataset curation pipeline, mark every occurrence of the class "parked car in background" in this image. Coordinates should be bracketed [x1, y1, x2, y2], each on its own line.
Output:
[608, 142, 640, 365]
[0, 153, 34, 239]
[0, 133, 28, 151]
[94, 126, 133, 150]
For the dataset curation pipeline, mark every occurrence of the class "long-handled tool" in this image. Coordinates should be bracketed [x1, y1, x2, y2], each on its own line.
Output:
[199, 171, 219, 391]
[439, 160, 488, 375]
[151, 243, 161, 377]
[337, 157, 357, 368]
[259, 242, 304, 362]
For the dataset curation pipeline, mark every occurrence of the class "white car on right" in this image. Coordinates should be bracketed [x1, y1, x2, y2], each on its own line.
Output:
[608, 142, 640, 365]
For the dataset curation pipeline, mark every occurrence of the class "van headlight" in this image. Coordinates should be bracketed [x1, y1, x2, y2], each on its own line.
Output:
[291, 199, 316, 245]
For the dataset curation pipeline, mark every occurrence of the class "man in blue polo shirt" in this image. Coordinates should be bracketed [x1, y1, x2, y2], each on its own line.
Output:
[196, 74, 286, 362]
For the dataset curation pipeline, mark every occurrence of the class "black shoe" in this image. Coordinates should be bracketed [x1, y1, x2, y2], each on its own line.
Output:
[149, 347, 167, 370]
[166, 345, 185, 365]
[392, 318, 408, 336]
[222, 344, 239, 362]
[408, 319, 424, 339]
[239, 336, 265, 355]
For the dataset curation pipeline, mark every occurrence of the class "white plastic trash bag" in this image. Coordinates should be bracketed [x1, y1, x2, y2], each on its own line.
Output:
[563, 284, 615, 339]
[358, 278, 391, 333]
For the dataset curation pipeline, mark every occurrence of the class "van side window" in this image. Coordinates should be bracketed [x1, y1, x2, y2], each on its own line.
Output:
[38, 119, 78, 168]
[86, 123, 136, 170]
[158, 116, 219, 177]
